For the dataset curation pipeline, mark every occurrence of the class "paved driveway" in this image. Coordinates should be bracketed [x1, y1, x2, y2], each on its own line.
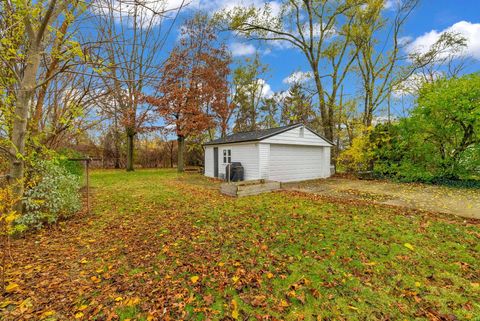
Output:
[283, 178, 480, 219]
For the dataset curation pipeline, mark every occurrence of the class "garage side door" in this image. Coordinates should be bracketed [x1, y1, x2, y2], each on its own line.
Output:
[269, 144, 326, 182]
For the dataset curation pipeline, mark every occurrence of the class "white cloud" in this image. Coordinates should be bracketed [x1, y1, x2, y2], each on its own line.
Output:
[230, 42, 256, 56]
[234, 78, 273, 99]
[257, 79, 274, 98]
[383, 0, 401, 10]
[262, 48, 272, 55]
[392, 72, 443, 97]
[362, 1, 399, 12]
[186, 0, 280, 14]
[302, 22, 335, 39]
[398, 36, 412, 46]
[275, 90, 291, 101]
[102, 0, 279, 13]
[282, 71, 313, 85]
[405, 21, 480, 60]
[93, 0, 283, 31]
[92, 0, 188, 27]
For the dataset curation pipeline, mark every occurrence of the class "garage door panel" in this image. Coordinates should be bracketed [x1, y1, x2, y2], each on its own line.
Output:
[269, 144, 326, 182]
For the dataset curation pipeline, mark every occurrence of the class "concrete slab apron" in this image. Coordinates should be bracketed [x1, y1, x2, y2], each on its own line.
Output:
[283, 178, 480, 219]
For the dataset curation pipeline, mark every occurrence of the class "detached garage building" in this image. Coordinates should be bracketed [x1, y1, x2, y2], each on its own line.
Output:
[203, 123, 334, 183]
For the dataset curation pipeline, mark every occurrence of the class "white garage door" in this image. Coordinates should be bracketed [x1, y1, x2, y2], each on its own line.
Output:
[269, 144, 327, 182]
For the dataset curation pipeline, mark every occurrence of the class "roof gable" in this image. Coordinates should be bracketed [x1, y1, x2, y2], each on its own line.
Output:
[204, 124, 334, 146]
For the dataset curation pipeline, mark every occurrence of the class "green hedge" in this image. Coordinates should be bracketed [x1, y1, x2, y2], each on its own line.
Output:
[57, 148, 85, 177]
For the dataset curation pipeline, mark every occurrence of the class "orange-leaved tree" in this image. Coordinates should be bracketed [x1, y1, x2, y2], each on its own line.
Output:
[143, 13, 231, 172]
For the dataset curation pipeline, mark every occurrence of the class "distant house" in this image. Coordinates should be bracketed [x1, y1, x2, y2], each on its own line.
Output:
[203, 123, 334, 182]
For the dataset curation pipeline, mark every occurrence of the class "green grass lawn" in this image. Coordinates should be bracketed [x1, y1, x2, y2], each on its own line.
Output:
[3, 169, 479, 320]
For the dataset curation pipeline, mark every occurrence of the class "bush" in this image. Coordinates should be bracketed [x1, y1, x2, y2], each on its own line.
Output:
[337, 126, 374, 173]
[14, 158, 82, 232]
[57, 148, 85, 177]
[406, 73, 480, 179]
[339, 120, 480, 188]
[430, 177, 480, 189]
[340, 74, 480, 186]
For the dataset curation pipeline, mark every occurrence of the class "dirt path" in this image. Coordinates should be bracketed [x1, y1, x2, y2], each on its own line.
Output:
[283, 178, 480, 219]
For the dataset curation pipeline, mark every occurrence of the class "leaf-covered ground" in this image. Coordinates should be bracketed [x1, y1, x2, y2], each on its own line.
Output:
[284, 177, 480, 219]
[1, 169, 479, 320]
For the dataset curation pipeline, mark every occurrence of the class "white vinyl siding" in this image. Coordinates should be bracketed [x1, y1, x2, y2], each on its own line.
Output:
[258, 143, 270, 179]
[262, 126, 331, 146]
[204, 143, 259, 180]
[222, 143, 259, 180]
[268, 145, 329, 182]
[204, 125, 333, 182]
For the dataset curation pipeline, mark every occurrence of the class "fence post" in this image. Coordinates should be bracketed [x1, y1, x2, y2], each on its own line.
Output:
[86, 158, 90, 215]
[68, 157, 100, 215]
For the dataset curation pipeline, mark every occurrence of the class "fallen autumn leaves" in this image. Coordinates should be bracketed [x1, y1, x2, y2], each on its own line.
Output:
[1, 169, 479, 320]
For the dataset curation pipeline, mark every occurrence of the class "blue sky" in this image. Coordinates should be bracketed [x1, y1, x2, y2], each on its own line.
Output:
[96, 0, 480, 120]
[223, 0, 480, 102]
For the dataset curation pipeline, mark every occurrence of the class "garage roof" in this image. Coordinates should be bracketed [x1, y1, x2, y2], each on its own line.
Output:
[204, 123, 334, 146]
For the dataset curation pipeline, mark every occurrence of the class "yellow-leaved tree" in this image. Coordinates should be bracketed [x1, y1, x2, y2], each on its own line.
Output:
[337, 126, 374, 172]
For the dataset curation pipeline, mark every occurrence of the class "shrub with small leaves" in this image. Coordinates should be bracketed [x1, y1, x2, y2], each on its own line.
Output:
[14, 159, 82, 232]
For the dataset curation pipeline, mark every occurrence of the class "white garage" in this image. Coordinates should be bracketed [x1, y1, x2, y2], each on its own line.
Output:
[203, 123, 333, 183]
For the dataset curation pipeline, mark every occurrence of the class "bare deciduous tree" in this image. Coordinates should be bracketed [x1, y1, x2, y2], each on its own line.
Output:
[351, 0, 418, 127]
[93, 0, 186, 171]
[219, 0, 365, 141]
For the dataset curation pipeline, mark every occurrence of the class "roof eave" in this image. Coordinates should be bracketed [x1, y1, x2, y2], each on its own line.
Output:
[203, 123, 335, 147]
[256, 123, 303, 141]
[203, 123, 301, 146]
[203, 138, 261, 146]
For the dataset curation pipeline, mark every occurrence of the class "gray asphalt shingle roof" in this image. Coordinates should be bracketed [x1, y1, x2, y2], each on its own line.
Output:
[204, 123, 333, 146]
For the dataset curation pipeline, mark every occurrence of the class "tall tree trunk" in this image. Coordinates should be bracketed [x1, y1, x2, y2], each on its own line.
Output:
[335, 88, 343, 167]
[114, 141, 121, 169]
[126, 131, 134, 172]
[170, 142, 174, 168]
[312, 67, 333, 141]
[363, 94, 373, 127]
[221, 122, 228, 138]
[113, 111, 121, 169]
[177, 135, 185, 173]
[10, 46, 41, 213]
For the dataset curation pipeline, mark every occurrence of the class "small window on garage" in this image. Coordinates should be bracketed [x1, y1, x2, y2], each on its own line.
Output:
[223, 149, 231, 163]
[299, 126, 304, 137]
